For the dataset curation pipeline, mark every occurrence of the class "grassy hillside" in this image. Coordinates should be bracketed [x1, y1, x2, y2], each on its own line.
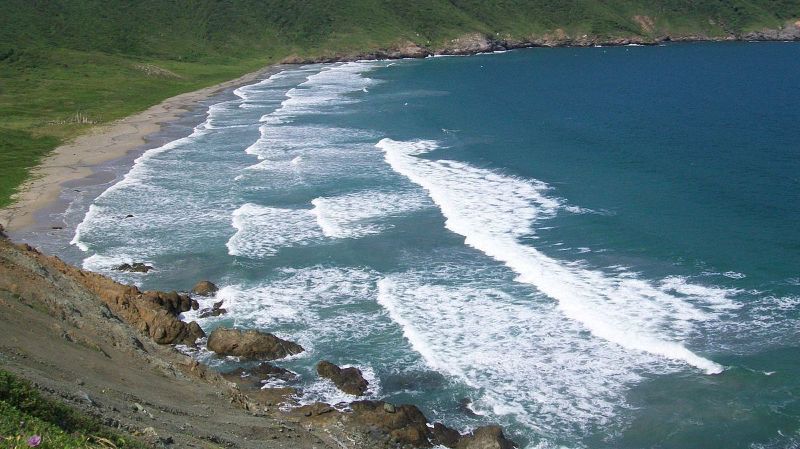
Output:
[1, 0, 799, 207]
[0, 370, 146, 448]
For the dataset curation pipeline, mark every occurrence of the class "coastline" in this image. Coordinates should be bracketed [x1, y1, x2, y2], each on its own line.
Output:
[2, 23, 799, 240]
[1, 35, 798, 449]
[0, 64, 285, 236]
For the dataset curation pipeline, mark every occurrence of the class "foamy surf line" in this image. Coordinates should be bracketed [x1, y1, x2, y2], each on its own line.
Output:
[376, 138, 733, 375]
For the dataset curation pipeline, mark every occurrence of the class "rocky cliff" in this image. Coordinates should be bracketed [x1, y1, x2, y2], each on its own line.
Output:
[0, 228, 517, 448]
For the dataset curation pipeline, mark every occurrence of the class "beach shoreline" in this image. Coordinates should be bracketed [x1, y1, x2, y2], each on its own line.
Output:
[0, 64, 285, 236]
[3, 25, 799, 240]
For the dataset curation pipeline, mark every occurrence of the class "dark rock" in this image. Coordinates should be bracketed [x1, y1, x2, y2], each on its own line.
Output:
[198, 299, 226, 318]
[146, 310, 205, 345]
[191, 280, 218, 296]
[142, 290, 193, 315]
[115, 262, 153, 273]
[316, 360, 369, 396]
[456, 425, 516, 449]
[198, 307, 227, 318]
[350, 400, 431, 447]
[459, 397, 481, 418]
[207, 328, 303, 360]
[125, 214, 134, 218]
[432, 422, 462, 448]
[221, 362, 297, 388]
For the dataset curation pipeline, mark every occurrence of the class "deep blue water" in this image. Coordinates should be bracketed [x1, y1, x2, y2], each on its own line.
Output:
[69, 42, 800, 448]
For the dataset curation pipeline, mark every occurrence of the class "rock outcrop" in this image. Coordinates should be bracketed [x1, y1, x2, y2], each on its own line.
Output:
[439, 33, 496, 55]
[456, 425, 516, 449]
[191, 280, 218, 296]
[0, 241, 204, 345]
[316, 360, 369, 396]
[292, 398, 517, 448]
[142, 290, 198, 315]
[198, 300, 226, 318]
[744, 20, 800, 40]
[350, 400, 431, 446]
[432, 422, 462, 447]
[114, 262, 153, 273]
[222, 362, 297, 387]
[207, 328, 304, 360]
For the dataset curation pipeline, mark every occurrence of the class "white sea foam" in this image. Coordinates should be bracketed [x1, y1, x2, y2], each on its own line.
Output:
[70, 126, 210, 251]
[376, 138, 737, 375]
[243, 62, 381, 164]
[185, 266, 382, 349]
[310, 189, 430, 238]
[226, 203, 322, 258]
[376, 274, 648, 435]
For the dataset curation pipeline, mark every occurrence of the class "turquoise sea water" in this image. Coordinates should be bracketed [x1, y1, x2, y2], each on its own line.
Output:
[70, 43, 799, 448]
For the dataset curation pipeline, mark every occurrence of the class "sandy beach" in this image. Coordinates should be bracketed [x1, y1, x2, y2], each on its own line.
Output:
[0, 64, 282, 233]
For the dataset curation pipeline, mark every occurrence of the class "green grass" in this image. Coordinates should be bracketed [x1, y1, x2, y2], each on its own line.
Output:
[0, 370, 146, 449]
[0, 130, 58, 208]
[1, 0, 798, 207]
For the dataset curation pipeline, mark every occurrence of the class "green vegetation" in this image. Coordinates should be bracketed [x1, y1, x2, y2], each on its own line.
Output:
[1, 0, 799, 206]
[0, 370, 145, 448]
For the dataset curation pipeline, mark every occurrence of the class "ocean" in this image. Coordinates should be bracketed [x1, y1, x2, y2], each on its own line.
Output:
[62, 42, 800, 448]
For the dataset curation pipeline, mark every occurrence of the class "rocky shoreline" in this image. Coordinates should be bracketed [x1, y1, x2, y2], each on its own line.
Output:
[0, 226, 517, 448]
[281, 21, 800, 64]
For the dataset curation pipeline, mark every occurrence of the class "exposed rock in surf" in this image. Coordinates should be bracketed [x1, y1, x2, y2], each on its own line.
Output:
[191, 280, 218, 296]
[115, 262, 153, 273]
[221, 362, 297, 388]
[316, 360, 369, 396]
[459, 397, 481, 417]
[350, 400, 431, 446]
[432, 422, 462, 448]
[220, 362, 298, 406]
[294, 400, 433, 447]
[198, 299, 226, 318]
[455, 425, 516, 449]
[207, 327, 304, 360]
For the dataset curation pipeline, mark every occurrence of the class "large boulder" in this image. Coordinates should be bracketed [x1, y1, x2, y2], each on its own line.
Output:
[139, 311, 205, 345]
[142, 290, 197, 315]
[456, 425, 516, 449]
[316, 360, 369, 396]
[207, 328, 303, 360]
[432, 422, 462, 448]
[191, 280, 218, 296]
[350, 400, 431, 447]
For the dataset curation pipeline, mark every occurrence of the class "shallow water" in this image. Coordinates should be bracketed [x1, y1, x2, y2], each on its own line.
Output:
[68, 42, 800, 448]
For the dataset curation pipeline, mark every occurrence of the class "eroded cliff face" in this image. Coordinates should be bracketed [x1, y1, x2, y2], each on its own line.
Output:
[0, 235, 205, 346]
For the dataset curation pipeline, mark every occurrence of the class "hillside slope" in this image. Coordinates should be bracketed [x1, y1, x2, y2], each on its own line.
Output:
[1, 0, 799, 207]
